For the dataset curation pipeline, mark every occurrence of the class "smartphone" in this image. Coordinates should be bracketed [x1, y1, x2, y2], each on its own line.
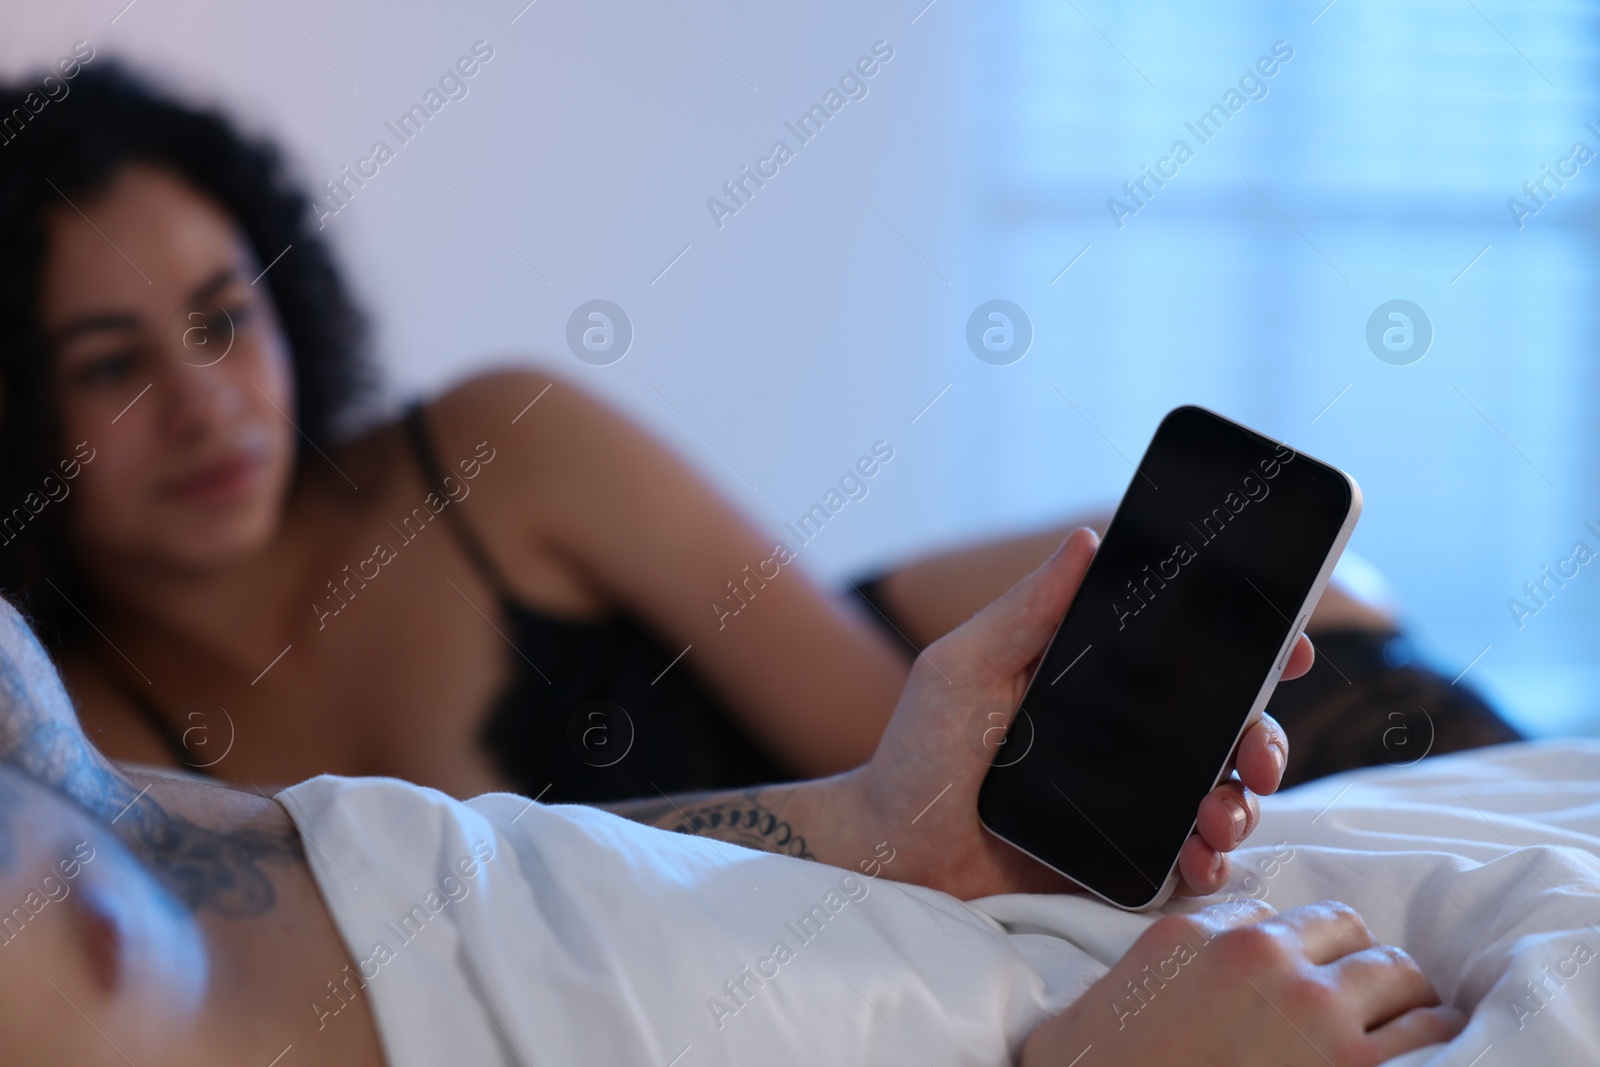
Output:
[976, 405, 1361, 911]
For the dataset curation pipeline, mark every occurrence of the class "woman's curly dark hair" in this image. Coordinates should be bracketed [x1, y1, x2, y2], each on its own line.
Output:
[0, 60, 376, 645]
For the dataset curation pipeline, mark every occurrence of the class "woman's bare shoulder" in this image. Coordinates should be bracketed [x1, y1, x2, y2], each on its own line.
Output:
[303, 366, 594, 507]
[419, 365, 672, 504]
[403, 365, 635, 608]
[421, 365, 630, 454]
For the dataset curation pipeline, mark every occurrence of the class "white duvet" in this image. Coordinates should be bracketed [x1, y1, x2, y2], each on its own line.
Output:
[278, 740, 1600, 1067]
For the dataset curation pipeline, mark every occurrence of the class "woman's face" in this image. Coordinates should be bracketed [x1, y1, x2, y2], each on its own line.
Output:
[36, 163, 298, 576]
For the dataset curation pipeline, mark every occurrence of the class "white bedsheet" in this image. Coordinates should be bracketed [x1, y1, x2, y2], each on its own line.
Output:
[279, 740, 1600, 1067]
[988, 739, 1600, 1065]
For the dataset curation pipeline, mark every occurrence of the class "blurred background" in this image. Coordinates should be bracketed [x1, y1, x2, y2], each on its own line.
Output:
[3, 0, 1596, 735]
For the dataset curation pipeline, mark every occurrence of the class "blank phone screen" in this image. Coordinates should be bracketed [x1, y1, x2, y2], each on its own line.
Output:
[977, 406, 1354, 908]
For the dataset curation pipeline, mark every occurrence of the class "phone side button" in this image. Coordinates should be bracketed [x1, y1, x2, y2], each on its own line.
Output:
[1278, 613, 1309, 672]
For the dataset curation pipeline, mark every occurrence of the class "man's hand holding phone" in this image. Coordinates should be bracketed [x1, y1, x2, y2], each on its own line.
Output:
[802, 526, 1307, 901]
[780, 524, 1457, 1065]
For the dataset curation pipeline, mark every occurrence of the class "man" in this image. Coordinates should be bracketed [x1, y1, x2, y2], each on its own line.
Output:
[0, 529, 1459, 1064]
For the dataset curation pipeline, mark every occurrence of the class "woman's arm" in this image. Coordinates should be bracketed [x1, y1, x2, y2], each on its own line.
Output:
[875, 516, 1398, 651]
[421, 368, 910, 776]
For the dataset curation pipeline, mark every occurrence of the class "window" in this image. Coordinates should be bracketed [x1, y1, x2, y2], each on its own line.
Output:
[959, 0, 1600, 732]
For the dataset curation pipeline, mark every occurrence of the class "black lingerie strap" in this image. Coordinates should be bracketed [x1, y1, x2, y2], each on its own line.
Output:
[399, 401, 514, 596]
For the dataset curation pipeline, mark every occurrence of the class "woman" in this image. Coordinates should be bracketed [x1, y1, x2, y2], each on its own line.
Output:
[0, 64, 1518, 802]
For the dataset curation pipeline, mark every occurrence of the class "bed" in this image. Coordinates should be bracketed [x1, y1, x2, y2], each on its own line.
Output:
[282, 738, 1600, 1066]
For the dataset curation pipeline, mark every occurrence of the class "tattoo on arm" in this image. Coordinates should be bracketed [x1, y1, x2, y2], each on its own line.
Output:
[115, 792, 304, 917]
[0, 618, 302, 918]
[48, 767, 302, 918]
[0, 760, 303, 917]
[606, 786, 815, 860]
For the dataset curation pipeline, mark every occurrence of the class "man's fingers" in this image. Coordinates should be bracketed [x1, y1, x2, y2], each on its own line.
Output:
[1235, 715, 1289, 796]
[1328, 944, 1441, 1025]
[1281, 632, 1315, 681]
[1195, 780, 1258, 853]
[1364, 1005, 1468, 1062]
[940, 527, 1099, 677]
[1175, 833, 1230, 896]
[1265, 901, 1378, 966]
